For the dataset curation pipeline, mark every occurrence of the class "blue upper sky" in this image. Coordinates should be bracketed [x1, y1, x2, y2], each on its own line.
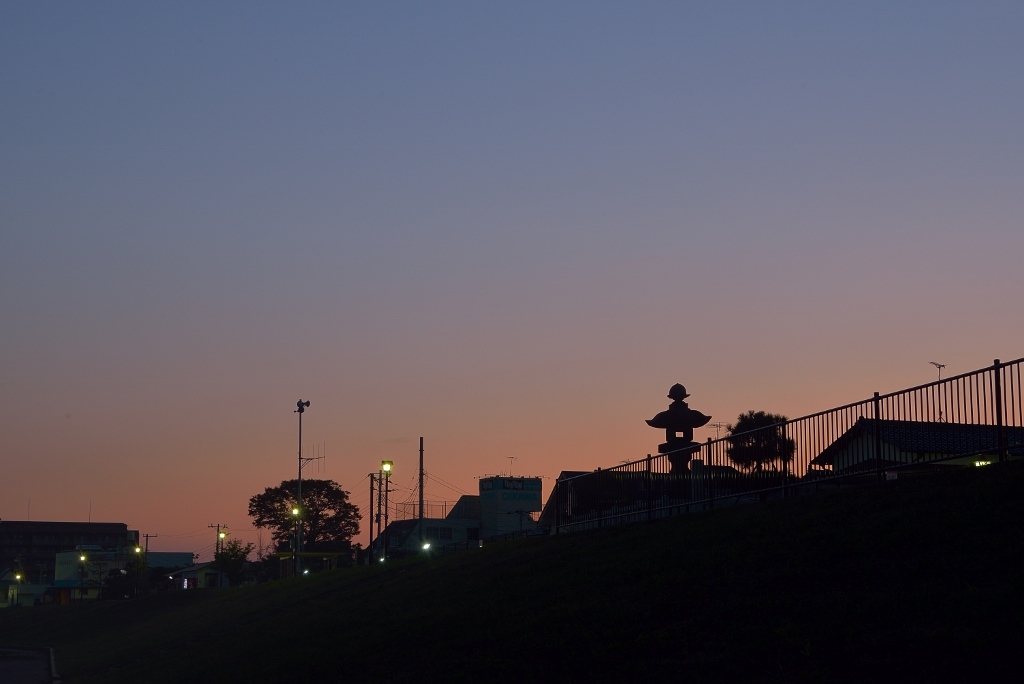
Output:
[2, 1, 1022, 545]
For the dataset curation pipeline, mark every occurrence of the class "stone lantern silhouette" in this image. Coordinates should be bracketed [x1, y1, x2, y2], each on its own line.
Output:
[646, 384, 711, 471]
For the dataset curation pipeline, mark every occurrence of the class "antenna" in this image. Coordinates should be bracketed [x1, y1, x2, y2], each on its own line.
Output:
[506, 456, 517, 476]
[709, 422, 727, 439]
[929, 361, 946, 381]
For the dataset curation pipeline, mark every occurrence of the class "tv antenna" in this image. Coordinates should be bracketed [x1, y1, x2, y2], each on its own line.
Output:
[929, 361, 946, 381]
[506, 456, 517, 476]
[709, 422, 727, 439]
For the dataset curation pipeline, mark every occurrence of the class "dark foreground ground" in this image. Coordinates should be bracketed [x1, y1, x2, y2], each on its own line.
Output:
[2, 461, 1024, 683]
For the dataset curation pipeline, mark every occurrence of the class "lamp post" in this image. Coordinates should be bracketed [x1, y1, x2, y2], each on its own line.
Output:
[294, 400, 310, 576]
[133, 546, 142, 597]
[381, 461, 393, 561]
[79, 554, 87, 603]
[291, 505, 300, 577]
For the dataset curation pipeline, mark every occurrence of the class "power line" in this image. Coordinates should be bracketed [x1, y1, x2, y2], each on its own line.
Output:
[424, 472, 470, 496]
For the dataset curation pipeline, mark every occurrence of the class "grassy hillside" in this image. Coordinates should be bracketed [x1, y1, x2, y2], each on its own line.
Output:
[3, 462, 1024, 683]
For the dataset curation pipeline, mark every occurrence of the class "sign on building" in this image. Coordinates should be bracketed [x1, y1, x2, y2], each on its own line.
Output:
[479, 477, 542, 539]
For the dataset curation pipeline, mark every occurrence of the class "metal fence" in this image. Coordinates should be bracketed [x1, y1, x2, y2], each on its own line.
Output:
[553, 358, 1024, 533]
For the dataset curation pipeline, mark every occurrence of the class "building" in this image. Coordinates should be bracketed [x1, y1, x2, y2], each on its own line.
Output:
[810, 418, 1024, 475]
[169, 563, 226, 589]
[372, 477, 544, 558]
[144, 552, 195, 570]
[372, 495, 481, 557]
[0, 521, 139, 585]
[480, 476, 543, 539]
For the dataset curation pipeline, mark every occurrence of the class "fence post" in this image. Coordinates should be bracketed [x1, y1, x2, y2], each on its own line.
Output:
[994, 359, 1007, 462]
[781, 423, 789, 498]
[554, 477, 561, 534]
[705, 439, 714, 509]
[873, 392, 884, 480]
[596, 467, 602, 529]
[645, 454, 652, 522]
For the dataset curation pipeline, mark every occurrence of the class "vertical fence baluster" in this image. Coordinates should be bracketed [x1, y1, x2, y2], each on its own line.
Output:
[995, 359, 1006, 462]
[873, 392, 883, 480]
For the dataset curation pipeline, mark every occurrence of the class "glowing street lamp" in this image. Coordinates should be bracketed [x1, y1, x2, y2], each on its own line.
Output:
[380, 461, 393, 560]
[79, 554, 87, 602]
[294, 399, 311, 576]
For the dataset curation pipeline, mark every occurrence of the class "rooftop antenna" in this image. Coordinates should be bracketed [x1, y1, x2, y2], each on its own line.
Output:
[506, 456, 517, 477]
[709, 422, 727, 439]
[929, 361, 946, 381]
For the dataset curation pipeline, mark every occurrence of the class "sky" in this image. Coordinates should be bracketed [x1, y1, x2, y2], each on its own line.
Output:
[2, 1, 1022, 559]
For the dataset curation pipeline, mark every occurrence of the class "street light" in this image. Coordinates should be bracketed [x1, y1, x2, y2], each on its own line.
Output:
[295, 399, 311, 578]
[381, 461, 393, 560]
[79, 554, 87, 603]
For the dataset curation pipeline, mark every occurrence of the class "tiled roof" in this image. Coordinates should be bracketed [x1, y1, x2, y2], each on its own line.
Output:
[811, 418, 1024, 467]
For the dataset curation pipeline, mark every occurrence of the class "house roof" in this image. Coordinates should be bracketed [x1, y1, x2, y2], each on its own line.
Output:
[168, 563, 216, 576]
[811, 418, 1024, 467]
[377, 519, 420, 550]
[445, 495, 480, 521]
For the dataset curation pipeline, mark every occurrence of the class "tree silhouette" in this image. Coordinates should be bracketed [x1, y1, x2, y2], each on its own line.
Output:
[213, 538, 256, 586]
[247, 479, 360, 552]
[726, 411, 795, 473]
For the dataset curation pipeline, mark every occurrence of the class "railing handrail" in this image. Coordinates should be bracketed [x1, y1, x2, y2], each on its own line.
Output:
[554, 356, 1023, 533]
[563, 357, 1024, 479]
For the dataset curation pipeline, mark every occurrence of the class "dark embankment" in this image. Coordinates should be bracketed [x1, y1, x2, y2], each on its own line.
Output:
[3, 461, 1023, 683]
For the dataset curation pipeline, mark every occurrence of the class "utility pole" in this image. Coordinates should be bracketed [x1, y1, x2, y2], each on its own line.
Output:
[376, 468, 383, 560]
[292, 400, 318, 576]
[208, 524, 227, 587]
[143, 533, 157, 573]
[419, 437, 425, 545]
[367, 473, 376, 565]
[381, 461, 393, 561]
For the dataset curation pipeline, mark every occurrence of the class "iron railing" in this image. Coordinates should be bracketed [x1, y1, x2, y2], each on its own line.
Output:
[553, 358, 1024, 533]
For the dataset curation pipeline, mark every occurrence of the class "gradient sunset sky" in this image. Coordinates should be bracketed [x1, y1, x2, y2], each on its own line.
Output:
[2, 2, 1022, 559]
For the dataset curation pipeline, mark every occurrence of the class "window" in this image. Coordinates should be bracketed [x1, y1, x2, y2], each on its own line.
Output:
[439, 527, 453, 540]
